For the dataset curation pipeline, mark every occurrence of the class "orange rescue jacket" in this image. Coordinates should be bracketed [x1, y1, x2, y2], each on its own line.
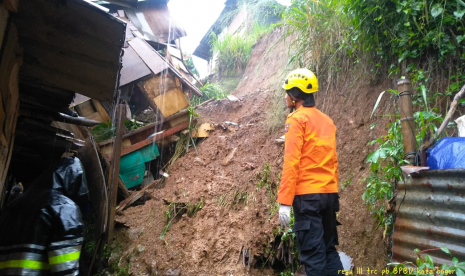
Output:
[277, 106, 339, 205]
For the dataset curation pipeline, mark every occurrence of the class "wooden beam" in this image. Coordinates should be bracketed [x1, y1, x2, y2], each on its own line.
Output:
[107, 104, 126, 245]
[98, 110, 189, 146]
[109, 121, 189, 159]
[116, 179, 162, 212]
[128, 37, 168, 75]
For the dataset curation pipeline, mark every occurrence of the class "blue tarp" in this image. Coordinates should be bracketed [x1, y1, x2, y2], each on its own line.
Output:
[119, 144, 159, 189]
[426, 137, 465, 170]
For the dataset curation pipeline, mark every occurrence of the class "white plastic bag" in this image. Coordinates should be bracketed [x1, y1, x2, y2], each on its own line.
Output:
[455, 115, 465, 137]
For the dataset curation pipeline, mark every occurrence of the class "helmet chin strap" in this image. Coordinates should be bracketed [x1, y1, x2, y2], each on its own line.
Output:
[287, 92, 297, 113]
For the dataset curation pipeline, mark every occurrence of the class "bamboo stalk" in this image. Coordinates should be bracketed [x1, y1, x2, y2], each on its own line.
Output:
[420, 84, 465, 150]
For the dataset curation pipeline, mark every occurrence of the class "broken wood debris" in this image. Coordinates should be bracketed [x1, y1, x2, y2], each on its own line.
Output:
[116, 178, 163, 212]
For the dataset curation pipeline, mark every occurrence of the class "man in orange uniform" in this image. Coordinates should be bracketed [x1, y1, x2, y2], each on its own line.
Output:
[277, 68, 343, 276]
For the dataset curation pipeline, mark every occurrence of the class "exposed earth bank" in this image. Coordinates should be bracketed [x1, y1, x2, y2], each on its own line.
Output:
[113, 28, 394, 276]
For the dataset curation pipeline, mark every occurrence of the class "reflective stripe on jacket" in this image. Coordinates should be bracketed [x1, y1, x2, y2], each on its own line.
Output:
[277, 106, 339, 205]
[0, 238, 82, 275]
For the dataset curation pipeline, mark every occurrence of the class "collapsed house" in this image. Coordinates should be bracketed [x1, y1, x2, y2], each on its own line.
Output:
[67, 4, 203, 190]
[0, 0, 126, 206]
[1, 0, 203, 265]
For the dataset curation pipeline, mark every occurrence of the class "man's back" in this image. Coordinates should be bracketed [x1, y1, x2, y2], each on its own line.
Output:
[278, 106, 339, 205]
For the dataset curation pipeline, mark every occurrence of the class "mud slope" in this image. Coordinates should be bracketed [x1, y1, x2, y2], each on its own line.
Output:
[114, 28, 394, 276]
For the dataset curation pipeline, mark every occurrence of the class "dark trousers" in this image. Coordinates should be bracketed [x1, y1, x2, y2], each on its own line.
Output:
[292, 193, 343, 276]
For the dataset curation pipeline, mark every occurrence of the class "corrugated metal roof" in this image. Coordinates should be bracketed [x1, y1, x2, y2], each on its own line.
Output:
[13, 0, 126, 101]
[393, 169, 465, 264]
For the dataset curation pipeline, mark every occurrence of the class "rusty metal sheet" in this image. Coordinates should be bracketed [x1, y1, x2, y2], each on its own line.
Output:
[393, 169, 465, 265]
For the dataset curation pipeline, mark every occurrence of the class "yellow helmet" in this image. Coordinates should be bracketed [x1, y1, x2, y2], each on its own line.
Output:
[282, 68, 318, 93]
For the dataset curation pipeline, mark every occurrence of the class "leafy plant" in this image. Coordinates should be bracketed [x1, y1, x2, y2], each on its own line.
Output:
[256, 163, 281, 220]
[365, 88, 445, 236]
[124, 118, 144, 131]
[160, 197, 204, 239]
[186, 105, 198, 155]
[215, 190, 252, 209]
[388, 247, 465, 276]
[210, 17, 274, 77]
[191, 82, 227, 106]
[91, 120, 115, 143]
[210, 32, 256, 77]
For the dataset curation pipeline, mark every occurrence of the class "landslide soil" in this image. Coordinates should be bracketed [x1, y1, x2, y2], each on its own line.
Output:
[114, 28, 395, 276]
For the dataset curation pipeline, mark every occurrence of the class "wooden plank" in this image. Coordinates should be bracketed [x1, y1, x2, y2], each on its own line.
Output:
[152, 87, 189, 118]
[20, 44, 117, 89]
[76, 100, 95, 117]
[92, 100, 111, 123]
[116, 179, 162, 212]
[128, 37, 168, 75]
[98, 110, 188, 147]
[111, 121, 189, 158]
[138, 72, 179, 98]
[20, 63, 113, 101]
[142, 6, 186, 43]
[77, 137, 108, 238]
[118, 177, 130, 199]
[99, 148, 130, 200]
[87, 112, 103, 122]
[120, 46, 151, 86]
[101, 139, 132, 157]
[15, 0, 125, 48]
[168, 113, 189, 128]
[107, 104, 126, 245]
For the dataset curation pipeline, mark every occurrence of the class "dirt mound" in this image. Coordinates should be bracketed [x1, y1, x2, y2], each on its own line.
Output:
[114, 28, 393, 275]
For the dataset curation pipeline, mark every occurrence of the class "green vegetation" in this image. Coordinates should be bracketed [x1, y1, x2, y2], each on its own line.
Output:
[210, 31, 256, 77]
[90, 118, 145, 143]
[279, 0, 465, 250]
[111, 262, 130, 276]
[91, 120, 115, 142]
[210, 15, 275, 77]
[389, 247, 465, 275]
[365, 90, 445, 234]
[186, 106, 198, 155]
[215, 190, 252, 209]
[191, 82, 227, 106]
[160, 197, 205, 239]
[256, 163, 280, 220]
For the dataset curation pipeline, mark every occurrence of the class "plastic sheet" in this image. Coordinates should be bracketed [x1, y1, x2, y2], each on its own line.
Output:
[426, 137, 465, 170]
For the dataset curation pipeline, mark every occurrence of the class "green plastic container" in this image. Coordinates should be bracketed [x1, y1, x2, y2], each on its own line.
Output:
[119, 143, 159, 189]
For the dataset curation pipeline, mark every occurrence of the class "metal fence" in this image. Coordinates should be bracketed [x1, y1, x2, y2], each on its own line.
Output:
[393, 169, 465, 264]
